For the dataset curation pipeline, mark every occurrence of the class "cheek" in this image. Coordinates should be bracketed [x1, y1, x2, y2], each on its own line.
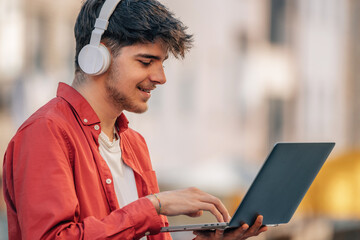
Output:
[110, 60, 148, 87]
[124, 72, 148, 87]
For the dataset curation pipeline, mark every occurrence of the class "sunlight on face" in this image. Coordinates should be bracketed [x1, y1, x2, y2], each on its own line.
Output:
[105, 40, 168, 113]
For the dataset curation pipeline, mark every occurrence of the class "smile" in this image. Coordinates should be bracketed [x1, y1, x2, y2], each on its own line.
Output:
[137, 87, 153, 93]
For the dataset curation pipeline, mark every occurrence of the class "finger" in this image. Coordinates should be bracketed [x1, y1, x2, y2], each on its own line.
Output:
[257, 225, 268, 235]
[249, 215, 264, 233]
[229, 223, 249, 236]
[198, 194, 231, 222]
[214, 229, 224, 239]
[193, 230, 213, 237]
[194, 202, 225, 222]
[242, 215, 264, 238]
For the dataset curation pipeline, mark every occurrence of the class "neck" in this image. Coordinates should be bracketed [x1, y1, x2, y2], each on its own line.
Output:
[72, 74, 122, 141]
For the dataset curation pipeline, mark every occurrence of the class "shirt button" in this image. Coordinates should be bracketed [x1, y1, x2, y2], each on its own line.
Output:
[145, 231, 150, 236]
[106, 178, 112, 184]
[94, 125, 100, 131]
[83, 119, 88, 123]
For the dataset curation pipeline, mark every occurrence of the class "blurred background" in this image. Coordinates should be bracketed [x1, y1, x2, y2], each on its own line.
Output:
[1, 0, 360, 239]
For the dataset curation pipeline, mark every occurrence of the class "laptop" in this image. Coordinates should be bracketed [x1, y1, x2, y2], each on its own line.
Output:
[161, 142, 335, 232]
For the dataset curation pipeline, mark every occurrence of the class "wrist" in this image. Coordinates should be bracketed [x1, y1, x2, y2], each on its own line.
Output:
[146, 194, 161, 215]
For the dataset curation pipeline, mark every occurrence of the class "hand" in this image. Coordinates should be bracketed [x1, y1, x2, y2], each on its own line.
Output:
[193, 215, 268, 240]
[146, 187, 231, 222]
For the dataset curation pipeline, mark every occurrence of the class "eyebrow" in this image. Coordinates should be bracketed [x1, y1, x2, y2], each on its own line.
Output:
[135, 53, 169, 61]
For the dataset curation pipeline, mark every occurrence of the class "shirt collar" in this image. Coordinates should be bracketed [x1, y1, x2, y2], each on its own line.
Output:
[56, 82, 129, 132]
[116, 113, 129, 133]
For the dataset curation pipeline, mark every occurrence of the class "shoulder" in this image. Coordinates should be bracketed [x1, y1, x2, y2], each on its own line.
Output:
[4, 97, 76, 169]
[15, 97, 75, 140]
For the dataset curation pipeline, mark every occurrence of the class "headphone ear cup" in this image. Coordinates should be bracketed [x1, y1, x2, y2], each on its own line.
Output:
[98, 44, 111, 74]
[78, 44, 111, 75]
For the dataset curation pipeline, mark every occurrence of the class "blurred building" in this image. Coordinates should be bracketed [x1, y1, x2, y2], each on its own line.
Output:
[1, 0, 360, 239]
[0, 0, 79, 129]
[0, 0, 79, 238]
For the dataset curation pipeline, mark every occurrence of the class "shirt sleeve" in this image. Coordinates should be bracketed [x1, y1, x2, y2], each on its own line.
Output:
[4, 117, 164, 240]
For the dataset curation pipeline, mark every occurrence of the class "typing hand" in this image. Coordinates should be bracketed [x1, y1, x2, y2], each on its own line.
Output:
[146, 187, 231, 222]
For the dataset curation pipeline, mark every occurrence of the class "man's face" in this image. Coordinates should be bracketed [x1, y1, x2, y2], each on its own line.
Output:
[105, 40, 168, 113]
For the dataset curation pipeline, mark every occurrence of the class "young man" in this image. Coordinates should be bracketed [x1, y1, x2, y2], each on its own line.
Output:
[3, 0, 267, 239]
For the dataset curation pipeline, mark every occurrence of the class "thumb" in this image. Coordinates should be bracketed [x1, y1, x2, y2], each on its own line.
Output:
[214, 229, 224, 239]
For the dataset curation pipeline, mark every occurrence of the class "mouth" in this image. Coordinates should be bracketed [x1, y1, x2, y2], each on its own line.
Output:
[138, 87, 151, 93]
[137, 86, 155, 94]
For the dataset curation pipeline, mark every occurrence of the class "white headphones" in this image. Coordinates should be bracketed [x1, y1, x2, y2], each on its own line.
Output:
[78, 0, 122, 75]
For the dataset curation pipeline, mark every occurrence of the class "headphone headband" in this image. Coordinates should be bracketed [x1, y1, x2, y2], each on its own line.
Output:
[78, 0, 123, 75]
[99, 0, 122, 21]
[89, 0, 122, 46]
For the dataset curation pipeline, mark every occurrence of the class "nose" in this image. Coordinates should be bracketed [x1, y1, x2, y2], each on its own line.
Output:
[149, 64, 167, 85]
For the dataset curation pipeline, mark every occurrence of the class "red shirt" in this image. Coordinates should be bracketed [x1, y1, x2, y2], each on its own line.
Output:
[3, 83, 172, 240]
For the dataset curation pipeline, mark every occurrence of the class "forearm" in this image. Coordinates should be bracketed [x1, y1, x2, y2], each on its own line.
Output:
[12, 197, 163, 240]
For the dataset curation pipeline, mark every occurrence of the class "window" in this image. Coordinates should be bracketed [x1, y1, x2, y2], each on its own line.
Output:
[269, 0, 286, 45]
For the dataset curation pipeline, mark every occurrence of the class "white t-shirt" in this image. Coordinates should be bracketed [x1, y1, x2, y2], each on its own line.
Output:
[98, 130, 139, 208]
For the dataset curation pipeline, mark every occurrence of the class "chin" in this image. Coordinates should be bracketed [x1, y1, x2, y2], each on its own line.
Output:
[128, 105, 148, 114]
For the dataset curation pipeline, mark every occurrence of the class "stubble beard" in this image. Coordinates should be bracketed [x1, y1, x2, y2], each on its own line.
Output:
[105, 71, 148, 114]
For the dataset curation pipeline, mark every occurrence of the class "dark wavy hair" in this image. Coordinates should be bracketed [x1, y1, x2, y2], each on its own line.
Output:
[74, 0, 193, 73]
